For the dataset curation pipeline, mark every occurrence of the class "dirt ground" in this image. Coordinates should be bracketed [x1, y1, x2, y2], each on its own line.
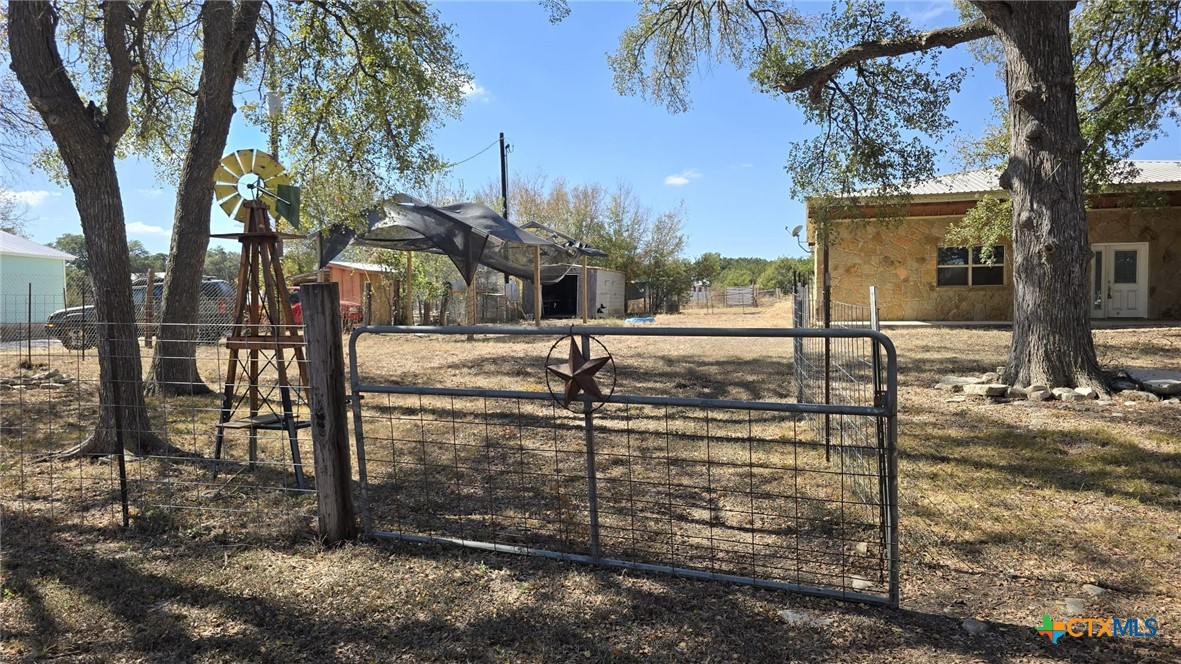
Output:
[2, 302, 1179, 663]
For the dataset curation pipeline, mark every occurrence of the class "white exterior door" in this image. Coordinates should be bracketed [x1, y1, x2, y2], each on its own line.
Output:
[1090, 243, 1149, 318]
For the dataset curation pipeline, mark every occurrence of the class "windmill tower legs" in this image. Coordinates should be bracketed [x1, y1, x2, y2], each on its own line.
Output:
[213, 200, 310, 489]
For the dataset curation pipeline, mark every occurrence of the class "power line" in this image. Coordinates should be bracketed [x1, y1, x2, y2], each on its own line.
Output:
[441, 137, 500, 169]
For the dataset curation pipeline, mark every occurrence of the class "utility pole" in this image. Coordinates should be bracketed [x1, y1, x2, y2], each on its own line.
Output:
[499, 132, 510, 220]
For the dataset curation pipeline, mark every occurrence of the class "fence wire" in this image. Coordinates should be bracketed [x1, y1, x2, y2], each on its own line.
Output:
[792, 286, 885, 511]
[1, 286, 317, 540]
[350, 325, 899, 605]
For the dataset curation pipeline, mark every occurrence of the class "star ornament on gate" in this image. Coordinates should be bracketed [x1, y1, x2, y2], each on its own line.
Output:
[545, 336, 614, 410]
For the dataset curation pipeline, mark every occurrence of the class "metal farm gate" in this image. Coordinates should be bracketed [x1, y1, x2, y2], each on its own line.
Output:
[349, 325, 899, 606]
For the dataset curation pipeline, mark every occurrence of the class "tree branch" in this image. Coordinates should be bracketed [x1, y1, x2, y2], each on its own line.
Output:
[101, 0, 135, 145]
[775, 17, 995, 103]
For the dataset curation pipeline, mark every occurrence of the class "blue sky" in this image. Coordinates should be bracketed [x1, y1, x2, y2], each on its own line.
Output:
[5, 1, 1179, 261]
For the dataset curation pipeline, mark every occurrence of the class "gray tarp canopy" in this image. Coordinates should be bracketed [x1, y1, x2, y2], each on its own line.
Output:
[320, 194, 590, 286]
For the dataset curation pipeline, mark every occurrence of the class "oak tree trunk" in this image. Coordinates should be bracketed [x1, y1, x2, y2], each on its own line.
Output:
[8, 1, 165, 455]
[977, 1, 1106, 391]
[147, 1, 263, 396]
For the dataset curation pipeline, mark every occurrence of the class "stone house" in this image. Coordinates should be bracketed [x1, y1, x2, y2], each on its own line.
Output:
[805, 160, 1181, 321]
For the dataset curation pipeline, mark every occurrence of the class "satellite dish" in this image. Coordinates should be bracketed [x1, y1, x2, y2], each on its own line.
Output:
[790, 225, 804, 238]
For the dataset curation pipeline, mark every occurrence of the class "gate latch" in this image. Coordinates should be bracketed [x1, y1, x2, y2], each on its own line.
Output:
[874, 390, 888, 408]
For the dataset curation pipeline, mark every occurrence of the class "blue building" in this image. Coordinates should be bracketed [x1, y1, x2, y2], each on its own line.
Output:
[0, 230, 75, 325]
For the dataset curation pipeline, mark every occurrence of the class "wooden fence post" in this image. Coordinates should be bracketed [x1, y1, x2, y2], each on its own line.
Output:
[362, 281, 372, 327]
[143, 267, 154, 348]
[302, 282, 357, 545]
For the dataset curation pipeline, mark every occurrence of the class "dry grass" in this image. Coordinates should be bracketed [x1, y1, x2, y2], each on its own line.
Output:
[2, 304, 1180, 662]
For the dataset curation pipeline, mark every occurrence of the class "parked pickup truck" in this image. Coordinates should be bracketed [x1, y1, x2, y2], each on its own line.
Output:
[45, 276, 234, 350]
[288, 287, 364, 330]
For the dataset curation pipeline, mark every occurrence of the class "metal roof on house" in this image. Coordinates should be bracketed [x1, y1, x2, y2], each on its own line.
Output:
[900, 160, 1181, 197]
[0, 230, 75, 260]
[329, 260, 389, 272]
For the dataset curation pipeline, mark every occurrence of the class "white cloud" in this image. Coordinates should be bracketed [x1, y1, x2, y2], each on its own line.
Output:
[663, 169, 702, 186]
[1, 190, 60, 207]
[904, 1, 951, 24]
[462, 80, 490, 102]
[126, 221, 167, 235]
[137, 188, 165, 197]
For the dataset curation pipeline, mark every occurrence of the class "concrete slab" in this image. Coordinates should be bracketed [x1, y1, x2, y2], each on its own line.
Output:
[1124, 368, 1181, 395]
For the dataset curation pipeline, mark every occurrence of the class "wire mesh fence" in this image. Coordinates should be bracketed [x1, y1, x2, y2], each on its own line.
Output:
[0, 313, 317, 541]
[684, 286, 784, 311]
[349, 325, 899, 605]
[792, 286, 885, 512]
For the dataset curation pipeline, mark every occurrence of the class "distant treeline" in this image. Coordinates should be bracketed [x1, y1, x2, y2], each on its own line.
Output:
[693, 253, 813, 292]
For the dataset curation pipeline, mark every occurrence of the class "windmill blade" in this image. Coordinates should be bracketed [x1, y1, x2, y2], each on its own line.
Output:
[219, 196, 243, 220]
[218, 155, 245, 179]
[214, 163, 241, 186]
[234, 149, 256, 176]
[251, 152, 285, 181]
[213, 182, 238, 203]
[265, 171, 292, 192]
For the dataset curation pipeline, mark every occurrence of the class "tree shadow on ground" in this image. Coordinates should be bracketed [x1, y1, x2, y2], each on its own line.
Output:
[905, 412, 1181, 512]
[2, 510, 1165, 663]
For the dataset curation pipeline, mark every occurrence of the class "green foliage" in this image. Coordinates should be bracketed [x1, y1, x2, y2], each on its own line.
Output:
[1072, 0, 1181, 189]
[613, 1, 965, 204]
[611, 0, 805, 114]
[644, 256, 693, 313]
[944, 195, 1011, 263]
[50, 234, 89, 273]
[773, 5, 966, 200]
[757, 256, 814, 291]
[27, 2, 469, 207]
[203, 246, 241, 283]
[611, 0, 1179, 265]
[63, 267, 92, 305]
[258, 1, 469, 200]
[715, 257, 767, 286]
[946, 0, 1180, 249]
[692, 252, 722, 284]
[127, 240, 166, 274]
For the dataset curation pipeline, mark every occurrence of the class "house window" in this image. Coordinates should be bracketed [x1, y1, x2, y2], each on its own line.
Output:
[936, 246, 1005, 287]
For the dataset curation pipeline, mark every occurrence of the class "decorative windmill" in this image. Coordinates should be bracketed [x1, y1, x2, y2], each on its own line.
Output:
[211, 149, 309, 489]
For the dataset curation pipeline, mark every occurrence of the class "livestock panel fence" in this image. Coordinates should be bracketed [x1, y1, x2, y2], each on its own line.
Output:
[348, 324, 899, 606]
[792, 286, 884, 509]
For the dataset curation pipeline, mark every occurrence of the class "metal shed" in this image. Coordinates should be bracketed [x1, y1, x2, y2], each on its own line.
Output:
[523, 264, 626, 319]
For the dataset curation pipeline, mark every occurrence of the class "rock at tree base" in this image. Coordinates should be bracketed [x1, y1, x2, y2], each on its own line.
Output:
[963, 384, 1008, 397]
[1123, 368, 1181, 396]
[1121, 390, 1160, 403]
[936, 376, 993, 391]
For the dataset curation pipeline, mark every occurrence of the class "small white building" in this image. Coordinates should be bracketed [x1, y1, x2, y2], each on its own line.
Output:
[523, 264, 626, 319]
[0, 230, 75, 324]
